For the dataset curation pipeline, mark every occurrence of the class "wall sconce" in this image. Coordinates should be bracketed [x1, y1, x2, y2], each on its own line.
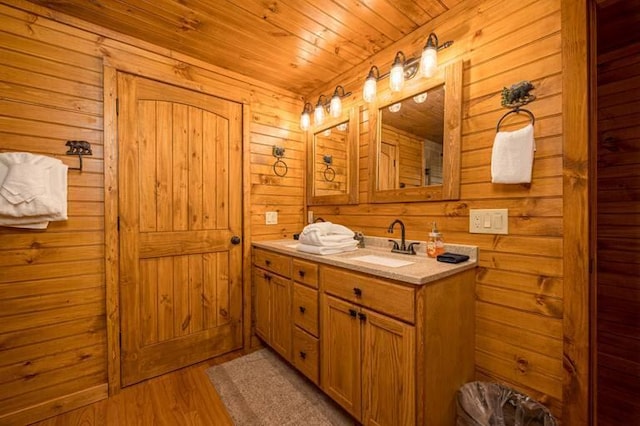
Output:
[362, 32, 453, 102]
[299, 85, 352, 131]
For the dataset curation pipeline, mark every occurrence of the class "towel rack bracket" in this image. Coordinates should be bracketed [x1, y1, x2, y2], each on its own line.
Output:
[65, 140, 92, 171]
[501, 81, 536, 109]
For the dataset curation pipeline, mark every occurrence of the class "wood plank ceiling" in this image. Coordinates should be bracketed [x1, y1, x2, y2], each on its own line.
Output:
[24, 0, 459, 94]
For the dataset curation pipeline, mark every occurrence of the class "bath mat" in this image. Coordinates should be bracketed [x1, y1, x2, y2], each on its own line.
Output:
[206, 348, 353, 425]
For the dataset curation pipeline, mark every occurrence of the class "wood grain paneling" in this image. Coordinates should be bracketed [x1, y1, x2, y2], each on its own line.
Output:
[309, 0, 565, 419]
[0, 0, 304, 422]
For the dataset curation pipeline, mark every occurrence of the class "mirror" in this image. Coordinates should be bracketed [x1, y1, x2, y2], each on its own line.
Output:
[369, 60, 462, 203]
[307, 107, 358, 205]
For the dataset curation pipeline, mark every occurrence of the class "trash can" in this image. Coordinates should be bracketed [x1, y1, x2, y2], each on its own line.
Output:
[456, 381, 557, 426]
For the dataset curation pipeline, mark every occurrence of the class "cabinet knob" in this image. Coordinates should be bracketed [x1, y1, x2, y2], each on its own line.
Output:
[298, 270, 305, 278]
[299, 351, 307, 360]
[353, 287, 362, 297]
[299, 306, 306, 314]
[358, 312, 367, 322]
[349, 309, 357, 318]
[263, 273, 271, 281]
[265, 259, 271, 266]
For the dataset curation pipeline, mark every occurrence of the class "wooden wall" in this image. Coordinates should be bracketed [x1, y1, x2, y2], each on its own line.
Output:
[309, 0, 565, 418]
[381, 124, 425, 188]
[595, 40, 640, 425]
[0, 0, 304, 423]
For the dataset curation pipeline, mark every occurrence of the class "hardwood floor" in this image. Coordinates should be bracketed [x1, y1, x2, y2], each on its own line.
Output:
[31, 351, 244, 426]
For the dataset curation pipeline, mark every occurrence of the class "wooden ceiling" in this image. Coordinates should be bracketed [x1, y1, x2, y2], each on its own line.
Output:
[25, 0, 460, 94]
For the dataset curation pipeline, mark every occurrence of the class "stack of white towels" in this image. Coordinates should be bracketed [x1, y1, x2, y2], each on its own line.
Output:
[0, 152, 68, 229]
[296, 222, 359, 255]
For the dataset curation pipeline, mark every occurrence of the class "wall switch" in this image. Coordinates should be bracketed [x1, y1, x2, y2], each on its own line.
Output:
[469, 209, 508, 234]
[307, 211, 314, 224]
[265, 211, 278, 225]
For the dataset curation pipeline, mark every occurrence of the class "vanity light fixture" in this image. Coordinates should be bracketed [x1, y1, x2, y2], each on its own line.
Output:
[314, 95, 327, 126]
[361, 32, 453, 102]
[330, 85, 347, 118]
[299, 102, 313, 131]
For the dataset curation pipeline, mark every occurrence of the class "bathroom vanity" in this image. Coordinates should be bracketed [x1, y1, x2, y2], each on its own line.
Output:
[252, 239, 477, 426]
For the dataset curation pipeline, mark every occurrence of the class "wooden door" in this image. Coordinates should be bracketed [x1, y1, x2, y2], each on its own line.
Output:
[378, 141, 397, 190]
[362, 309, 415, 426]
[253, 268, 270, 342]
[118, 73, 243, 386]
[321, 294, 362, 420]
[269, 273, 292, 360]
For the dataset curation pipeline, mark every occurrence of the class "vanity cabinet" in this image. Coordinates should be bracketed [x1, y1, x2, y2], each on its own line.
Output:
[321, 266, 415, 425]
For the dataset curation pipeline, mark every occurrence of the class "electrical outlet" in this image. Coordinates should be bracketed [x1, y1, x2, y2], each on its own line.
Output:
[265, 211, 278, 225]
[469, 209, 508, 234]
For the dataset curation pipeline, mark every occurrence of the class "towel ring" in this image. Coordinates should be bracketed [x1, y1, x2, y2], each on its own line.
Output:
[496, 108, 535, 132]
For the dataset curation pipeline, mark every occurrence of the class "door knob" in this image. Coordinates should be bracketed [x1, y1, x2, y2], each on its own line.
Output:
[231, 235, 241, 245]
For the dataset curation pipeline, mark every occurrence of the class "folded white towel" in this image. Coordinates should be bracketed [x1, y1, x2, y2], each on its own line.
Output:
[299, 222, 356, 247]
[491, 123, 536, 184]
[0, 152, 68, 228]
[296, 241, 359, 256]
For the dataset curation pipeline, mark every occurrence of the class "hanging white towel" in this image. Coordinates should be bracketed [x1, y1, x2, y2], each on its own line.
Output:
[0, 152, 68, 229]
[491, 123, 536, 184]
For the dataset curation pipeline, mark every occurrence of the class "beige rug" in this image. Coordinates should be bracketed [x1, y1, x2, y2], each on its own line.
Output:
[206, 348, 354, 425]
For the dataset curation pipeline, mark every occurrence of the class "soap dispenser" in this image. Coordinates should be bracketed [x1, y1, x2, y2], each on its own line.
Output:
[427, 222, 445, 258]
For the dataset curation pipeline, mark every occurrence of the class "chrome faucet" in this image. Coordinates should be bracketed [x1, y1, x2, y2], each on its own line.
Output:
[387, 219, 419, 255]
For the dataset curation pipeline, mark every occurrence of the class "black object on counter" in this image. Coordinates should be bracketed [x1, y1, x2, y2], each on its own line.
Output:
[436, 252, 469, 264]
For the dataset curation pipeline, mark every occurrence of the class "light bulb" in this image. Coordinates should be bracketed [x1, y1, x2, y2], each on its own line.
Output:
[413, 92, 428, 103]
[420, 46, 437, 78]
[314, 104, 325, 126]
[389, 62, 404, 92]
[330, 94, 342, 118]
[300, 111, 310, 131]
[388, 103, 401, 113]
[363, 76, 377, 102]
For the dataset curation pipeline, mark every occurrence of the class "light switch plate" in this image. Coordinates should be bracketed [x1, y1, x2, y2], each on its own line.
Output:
[307, 211, 314, 224]
[265, 211, 278, 225]
[469, 209, 508, 234]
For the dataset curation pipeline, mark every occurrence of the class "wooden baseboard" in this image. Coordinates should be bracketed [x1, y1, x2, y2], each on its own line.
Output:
[0, 384, 108, 425]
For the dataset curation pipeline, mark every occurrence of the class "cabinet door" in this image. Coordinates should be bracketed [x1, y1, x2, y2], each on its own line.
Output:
[362, 309, 415, 426]
[270, 274, 292, 360]
[253, 267, 270, 342]
[321, 294, 362, 420]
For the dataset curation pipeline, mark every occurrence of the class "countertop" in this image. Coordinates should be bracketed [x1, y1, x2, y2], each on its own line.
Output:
[252, 237, 477, 286]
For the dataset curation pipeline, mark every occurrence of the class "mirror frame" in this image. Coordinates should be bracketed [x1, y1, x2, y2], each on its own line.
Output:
[368, 60, 462, 203]
[307, 106, 359, 205]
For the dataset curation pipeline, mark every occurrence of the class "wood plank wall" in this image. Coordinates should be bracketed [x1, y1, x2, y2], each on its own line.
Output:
[596, 41, 640, 425]
[309, 0, 565, 418]
[0, 0, 304, 422]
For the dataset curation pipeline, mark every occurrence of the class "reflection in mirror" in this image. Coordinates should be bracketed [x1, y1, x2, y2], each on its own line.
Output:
[378, 84, 444, 190]
[307, 107, 358, 205]
[369, 60, 462, 203]
[314, 121, 348, 197]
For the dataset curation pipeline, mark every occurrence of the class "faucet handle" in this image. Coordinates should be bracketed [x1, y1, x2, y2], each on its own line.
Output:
[407, 242, 420, 255]
[388, 239, 400, 250]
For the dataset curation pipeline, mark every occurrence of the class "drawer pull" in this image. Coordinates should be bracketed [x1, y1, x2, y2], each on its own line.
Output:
[263, 273, 271, 281]
[358, 312, 367, 322]
[265, 259, 271, 266]
[298, 270, 306, 278]
[349, 309, 357, 318]
[353, 287, 362, 297]
[299, 306, 306, 314]
[299, 351, 307, 360]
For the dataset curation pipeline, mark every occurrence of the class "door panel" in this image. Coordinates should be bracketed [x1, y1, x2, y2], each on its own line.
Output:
[118, 73, 243, 386]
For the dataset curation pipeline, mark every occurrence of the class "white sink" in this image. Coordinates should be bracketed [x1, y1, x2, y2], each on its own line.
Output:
[350, 254, 415, 268]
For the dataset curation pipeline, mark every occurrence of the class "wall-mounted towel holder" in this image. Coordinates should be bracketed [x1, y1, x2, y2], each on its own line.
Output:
[322, 154, 336, 182]
[272, 145, 288, 177]
[497, 81, 536, 132]
[65, 140, 92, 171]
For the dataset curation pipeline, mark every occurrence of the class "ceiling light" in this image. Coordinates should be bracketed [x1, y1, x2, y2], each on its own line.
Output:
[337, 123, 348, 131]
[413, 92, 428, 103]
[388, 103, 401, 113]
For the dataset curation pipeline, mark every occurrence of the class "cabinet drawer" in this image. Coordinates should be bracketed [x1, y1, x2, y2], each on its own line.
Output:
[293, 283, 319, 337]
[292, 258, 319, 288]
[293, 327, 319, 385]
[321, 266, 415, 323]
[253, 248, 291, 277]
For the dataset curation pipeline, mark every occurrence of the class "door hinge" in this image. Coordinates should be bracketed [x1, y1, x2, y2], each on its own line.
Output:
[116, 98, 119, 116]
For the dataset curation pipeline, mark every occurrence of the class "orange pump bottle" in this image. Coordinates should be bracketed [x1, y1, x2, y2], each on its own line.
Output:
[426, 222, 445, 258]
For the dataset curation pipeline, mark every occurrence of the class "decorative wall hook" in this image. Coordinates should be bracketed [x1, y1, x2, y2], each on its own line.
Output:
[501, 81, 536, 109]
[272, 145, 288, 177]
[65, 140, 92, 171]
[322, 154, 335, 182]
